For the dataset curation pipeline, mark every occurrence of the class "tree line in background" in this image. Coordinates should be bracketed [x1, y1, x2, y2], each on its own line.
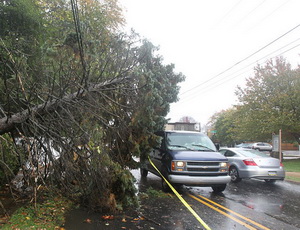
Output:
[209, 57, 300, 147]
[0, 0, 184, 211]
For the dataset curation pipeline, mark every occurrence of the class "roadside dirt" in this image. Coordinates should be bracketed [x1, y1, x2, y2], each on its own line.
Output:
[0, 186, 26, 227]
[286, 172, 300, 178]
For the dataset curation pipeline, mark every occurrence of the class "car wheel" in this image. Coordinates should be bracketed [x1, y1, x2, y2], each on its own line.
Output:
[265, 179, 276, 184]
[212, 184, 226, 193]
[140, 168, 148, 177]
[229, 166, 242, 183]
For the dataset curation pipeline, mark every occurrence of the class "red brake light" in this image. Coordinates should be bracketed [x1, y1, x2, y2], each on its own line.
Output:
[280, 162, 284, 167]
[243, 159, 257, 166]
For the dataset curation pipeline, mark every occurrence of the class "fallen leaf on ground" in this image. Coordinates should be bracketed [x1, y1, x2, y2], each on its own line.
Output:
[84, 218, 92, 223]
[102, 215, 114, 220]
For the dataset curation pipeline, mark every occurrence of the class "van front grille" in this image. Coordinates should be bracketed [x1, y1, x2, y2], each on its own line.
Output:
[186, 161, 221, 173]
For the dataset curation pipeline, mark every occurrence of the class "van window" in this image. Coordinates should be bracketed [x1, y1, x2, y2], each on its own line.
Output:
[166, 132, 216, 151]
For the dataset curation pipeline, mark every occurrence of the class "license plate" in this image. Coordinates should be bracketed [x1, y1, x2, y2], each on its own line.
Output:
[268, 171, 277, 176]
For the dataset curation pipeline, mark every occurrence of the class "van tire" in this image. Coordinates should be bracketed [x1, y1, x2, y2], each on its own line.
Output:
[161, 178, 171, 192]
[212, 184, 226, 193]
[161, 168, 171, 192]
[140, 168, 148, 177]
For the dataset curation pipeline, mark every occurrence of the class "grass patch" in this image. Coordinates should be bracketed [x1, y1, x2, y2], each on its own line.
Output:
[146, 187, 170, 198]
[282, 158, 300, 172]
[286, 175, 300, 183]
[2, 193, 73, 230]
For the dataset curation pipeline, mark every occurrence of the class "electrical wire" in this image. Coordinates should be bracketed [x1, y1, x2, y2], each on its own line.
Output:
[233, 0, 266, 27]
[213, 0, 243, 28]
[180, 23, 300, 97]
[70, 0, 88, 88]
[254, 0, 291, 27]
[178, 40, 300, 104]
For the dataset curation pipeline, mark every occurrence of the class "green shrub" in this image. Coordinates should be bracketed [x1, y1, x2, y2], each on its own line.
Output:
[0, 134, 21, 189]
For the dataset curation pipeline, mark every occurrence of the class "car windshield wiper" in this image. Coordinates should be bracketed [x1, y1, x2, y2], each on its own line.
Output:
[168, 145, 193, 150]
[192, 144, 215, 152]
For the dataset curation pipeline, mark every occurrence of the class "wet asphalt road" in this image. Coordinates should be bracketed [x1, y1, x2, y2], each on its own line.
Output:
[132, 169, 300, 230]
[65, 170, 300, 230]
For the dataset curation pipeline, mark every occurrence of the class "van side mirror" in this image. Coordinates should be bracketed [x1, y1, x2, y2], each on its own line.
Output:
[215, 143, 220, 151]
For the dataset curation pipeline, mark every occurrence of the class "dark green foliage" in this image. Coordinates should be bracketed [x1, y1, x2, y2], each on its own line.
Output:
[0, 0, 42, 38]
[0, 134, 21, 189]
[0, 0, 45, 115]
[210, 109, 237, 146]
[0, 0, 184, 212]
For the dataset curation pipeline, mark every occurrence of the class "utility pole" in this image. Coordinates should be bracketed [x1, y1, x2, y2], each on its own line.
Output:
[279, 129, 282, 162]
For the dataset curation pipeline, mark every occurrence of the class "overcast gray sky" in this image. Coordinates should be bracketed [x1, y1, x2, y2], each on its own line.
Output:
[120, 0, 300, 125]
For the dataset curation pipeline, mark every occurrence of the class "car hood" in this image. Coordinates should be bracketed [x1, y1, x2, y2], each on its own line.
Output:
[170, 150, 228, 162]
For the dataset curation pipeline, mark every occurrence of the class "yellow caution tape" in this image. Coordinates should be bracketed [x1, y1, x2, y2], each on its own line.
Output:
[148, 156, 211, 230]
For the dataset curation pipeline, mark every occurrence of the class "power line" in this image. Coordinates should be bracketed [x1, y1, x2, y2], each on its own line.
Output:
[233, 0, 266, 27]
[70, 0, 88, 88]
[213, 0, 243, 28]
[180, 23, 300, 96]
[179, 39, 300, 104]
[254, 0, 291, 27]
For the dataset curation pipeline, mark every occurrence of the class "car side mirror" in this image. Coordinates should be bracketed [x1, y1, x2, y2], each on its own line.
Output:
[215, 143, 220, 151]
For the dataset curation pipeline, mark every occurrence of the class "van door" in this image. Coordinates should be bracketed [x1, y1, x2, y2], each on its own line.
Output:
[148, 131, 165, 175]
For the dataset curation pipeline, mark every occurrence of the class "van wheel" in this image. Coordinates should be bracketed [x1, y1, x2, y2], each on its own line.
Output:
[212, 184, 226, 193]
[140, 168, 148, 177]
[161, 178, 171, 192]
[161, 168, 171, 192]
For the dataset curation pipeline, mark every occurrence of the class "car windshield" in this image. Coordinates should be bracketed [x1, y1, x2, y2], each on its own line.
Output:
[236, 149, 269, 157]
[166, 132, 216, 151]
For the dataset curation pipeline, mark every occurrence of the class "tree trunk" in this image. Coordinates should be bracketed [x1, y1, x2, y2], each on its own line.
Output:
[0, 77, 130, 135]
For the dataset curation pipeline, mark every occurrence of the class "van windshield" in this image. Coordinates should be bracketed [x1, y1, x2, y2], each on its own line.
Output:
[166, 132, 216, 151]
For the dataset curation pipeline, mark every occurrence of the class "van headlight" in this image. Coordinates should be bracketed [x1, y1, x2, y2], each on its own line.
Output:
[171, 161, 186, 171]
[220, 162, 229, 172]
[176, 161, 185, 167]
[220, 162, 228, 168]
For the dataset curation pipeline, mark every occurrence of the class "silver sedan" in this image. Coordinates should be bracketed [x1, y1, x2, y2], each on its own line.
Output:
[219, 148, 285, 183]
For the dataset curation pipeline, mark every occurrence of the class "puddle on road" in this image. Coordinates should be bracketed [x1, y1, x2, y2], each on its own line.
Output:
[238, 196, 284, 214]
[131, 169, 163, 193]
